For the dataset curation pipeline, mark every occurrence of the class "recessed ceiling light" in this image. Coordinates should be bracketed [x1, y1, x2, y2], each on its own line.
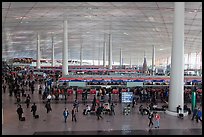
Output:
[194, 10, 197, 12]
[148, 16, 155, 22]
[14, 36, 26, 39]
[159, 49, 164, 51]
[16, 17, 23, 19]
[123, 32, 128, 35]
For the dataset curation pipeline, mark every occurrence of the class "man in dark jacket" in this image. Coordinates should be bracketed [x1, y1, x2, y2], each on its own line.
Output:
[17, 105, 23, 120]
[31, 103, 37, 117]
[148, 112, 154, 127]
[191, 107, 198, 120]
[45, 101, 52, 113]
[96, 105, 103, 120]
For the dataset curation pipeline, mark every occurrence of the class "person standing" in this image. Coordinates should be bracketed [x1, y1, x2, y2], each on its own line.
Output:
[31, 103, 37, 117]
[92, 95, 96, 107]
[63, 108, 69, 123]
[148, 112, 154, 128]
[71, 107, 77, 122]
[16, 105, 23, 121]
[3, 84, 6, 93]
[154, 113, 160, 128]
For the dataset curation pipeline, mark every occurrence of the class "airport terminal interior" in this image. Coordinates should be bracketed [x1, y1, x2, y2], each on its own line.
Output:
[2, 2, 202, 135]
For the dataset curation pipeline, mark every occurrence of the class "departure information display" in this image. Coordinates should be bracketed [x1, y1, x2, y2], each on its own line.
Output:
[122, 92, 133, 103]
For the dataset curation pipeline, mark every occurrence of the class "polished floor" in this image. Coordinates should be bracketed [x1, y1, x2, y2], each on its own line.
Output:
[2, 85, 202, 135]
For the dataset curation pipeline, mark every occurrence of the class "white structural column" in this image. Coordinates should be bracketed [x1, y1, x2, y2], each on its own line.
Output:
[188, 53, 190, 69]
[108, 34, 112, 69]
[130, 57, 132, 68]
[103, 34, 106, 67]
[51, 35, 55, 67]
[62, 20, 68, 76]
[36, 33, 41, 69]
[200, 51, 202, 69]
[167, 2, 185, 115]
[80, 38, 82, 66]
[120, 48, 122, 66]
[152, 45, 155, 76]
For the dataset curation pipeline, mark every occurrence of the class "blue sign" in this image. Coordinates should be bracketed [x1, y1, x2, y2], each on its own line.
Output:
[122, 92, 133, 103]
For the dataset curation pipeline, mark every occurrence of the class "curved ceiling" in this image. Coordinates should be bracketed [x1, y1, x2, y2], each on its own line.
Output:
[2, 2, 202, 65]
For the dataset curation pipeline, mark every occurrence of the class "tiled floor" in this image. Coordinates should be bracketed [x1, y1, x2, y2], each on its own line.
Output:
[2, 84, 202, 135]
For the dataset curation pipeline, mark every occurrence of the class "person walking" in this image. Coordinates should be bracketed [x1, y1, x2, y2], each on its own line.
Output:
[63, 108, 69, 123]
[25, 94, 31, 108]
[45, 101, 52, 113]
[31, 103, 37, 117]
[110, 103, 115, 115]
[96, 105, 103, 120]
[154, 113, 160, 128]
[16, 105, 23, 121]
[73, 99, 79, 112]
[39, 85, 42, 94]
[71, 107, 77, 122]
[148, 112, 154, 128]
[191, 107, 198, 120]
[196, 108, 202, 123]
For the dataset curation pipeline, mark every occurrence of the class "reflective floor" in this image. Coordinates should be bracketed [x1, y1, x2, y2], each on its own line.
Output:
[2, 86, 202, 135]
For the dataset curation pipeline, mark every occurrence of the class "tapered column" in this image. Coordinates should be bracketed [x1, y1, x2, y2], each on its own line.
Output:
[152, 45, 155, 76]
[120, 48, 122, 66]
[130, 57, 132, 68]
[167, 2, 185, 115]
[108, 34, 112, 69]
[103, 34, 106, 67]
[36, 33, 41, 69]
[195, 52, 198, 69]
[200, 51, 202, 69]
[80, 38, 82, 66]
[187, 53, 190, 69]
[51, 35, 55, 67]
[62, 20, 68, 76]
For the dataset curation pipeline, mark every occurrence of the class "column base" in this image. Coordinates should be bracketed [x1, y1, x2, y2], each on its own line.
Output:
[165, 110, 188, 117]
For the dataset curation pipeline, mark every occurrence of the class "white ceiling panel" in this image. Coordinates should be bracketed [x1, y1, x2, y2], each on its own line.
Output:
[2, 2, 202, 64]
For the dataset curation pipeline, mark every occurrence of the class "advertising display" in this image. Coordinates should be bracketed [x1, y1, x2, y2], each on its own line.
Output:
[122, 92, 133, 103]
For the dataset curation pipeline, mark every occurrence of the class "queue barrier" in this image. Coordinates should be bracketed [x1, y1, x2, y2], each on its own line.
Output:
[67, 89, 73, 94]
[90, 89, 96, 94]
[77, 89, 83, 94]
[112, 89, 119, 94]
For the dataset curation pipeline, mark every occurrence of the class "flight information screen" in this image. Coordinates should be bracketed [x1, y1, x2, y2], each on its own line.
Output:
[122, 92, 133, 103]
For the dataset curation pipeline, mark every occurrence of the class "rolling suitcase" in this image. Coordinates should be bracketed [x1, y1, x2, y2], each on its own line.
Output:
[21, 117, 25, 121]
[34, 115, 39, 119]
[178, 113, 184, 119]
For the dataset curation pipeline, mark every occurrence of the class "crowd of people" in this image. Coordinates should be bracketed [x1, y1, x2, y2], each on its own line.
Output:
[2, 70, 202, 129]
